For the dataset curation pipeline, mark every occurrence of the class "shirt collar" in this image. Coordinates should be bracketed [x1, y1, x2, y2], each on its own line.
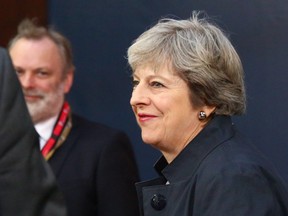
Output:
[35, 115, 58, 144]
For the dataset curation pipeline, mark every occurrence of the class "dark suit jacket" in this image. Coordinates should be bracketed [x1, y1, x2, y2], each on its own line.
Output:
[136, 115, 288, 216]
[49, 114, 140, 216]
[0, 47, 66, 216]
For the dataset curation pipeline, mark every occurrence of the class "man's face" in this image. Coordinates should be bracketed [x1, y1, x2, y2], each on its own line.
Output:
[9, 37, 73, 124]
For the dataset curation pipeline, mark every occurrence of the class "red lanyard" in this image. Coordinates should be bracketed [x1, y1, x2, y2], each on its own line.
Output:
[41, 102, 71, 159]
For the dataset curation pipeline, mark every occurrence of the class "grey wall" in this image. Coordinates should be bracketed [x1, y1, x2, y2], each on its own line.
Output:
[49, 0, 288, 181]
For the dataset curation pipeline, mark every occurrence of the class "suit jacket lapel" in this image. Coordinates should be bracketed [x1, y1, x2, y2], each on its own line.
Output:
[48, 115, 80, 177]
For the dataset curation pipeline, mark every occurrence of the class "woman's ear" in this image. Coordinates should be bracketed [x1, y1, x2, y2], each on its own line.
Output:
[204, 105, 216, 118]
[198, 105, 216, 121]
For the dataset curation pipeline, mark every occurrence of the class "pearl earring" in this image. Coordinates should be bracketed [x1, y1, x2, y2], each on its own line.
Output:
[198, 111, 206, 120]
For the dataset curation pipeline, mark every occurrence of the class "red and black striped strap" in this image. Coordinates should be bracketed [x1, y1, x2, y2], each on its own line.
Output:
[41, 101, 72, 160]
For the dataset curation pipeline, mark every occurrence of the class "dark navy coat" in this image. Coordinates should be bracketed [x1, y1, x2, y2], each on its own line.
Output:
[136, 115, 288, 216]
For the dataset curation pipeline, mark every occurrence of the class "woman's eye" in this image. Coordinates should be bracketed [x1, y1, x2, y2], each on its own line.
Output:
[132, 80, 139, 89]
[150, 81, 164, 88]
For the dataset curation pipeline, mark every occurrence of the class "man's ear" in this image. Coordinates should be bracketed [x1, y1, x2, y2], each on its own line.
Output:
[64, 69, 74, 93]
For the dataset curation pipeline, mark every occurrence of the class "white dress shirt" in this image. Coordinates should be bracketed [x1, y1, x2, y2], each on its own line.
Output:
[35, 116, 58, 150]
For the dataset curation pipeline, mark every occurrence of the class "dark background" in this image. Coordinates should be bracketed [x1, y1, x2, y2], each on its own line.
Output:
[2, 0, 288, 181]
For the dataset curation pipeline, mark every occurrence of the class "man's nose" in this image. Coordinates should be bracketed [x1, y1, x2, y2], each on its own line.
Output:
[19, 73, 35, 89]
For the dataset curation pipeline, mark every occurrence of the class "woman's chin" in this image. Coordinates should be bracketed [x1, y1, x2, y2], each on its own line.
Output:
[141, 135, 157, 146]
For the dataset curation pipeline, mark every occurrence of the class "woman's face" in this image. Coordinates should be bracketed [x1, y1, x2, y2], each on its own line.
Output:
[130, 64, 206, 161]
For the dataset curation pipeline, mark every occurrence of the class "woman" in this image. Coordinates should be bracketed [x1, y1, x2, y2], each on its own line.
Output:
[128, 12, 288, 216]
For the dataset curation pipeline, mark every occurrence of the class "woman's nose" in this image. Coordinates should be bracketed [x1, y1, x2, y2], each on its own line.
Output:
[130, 83, 150, 107]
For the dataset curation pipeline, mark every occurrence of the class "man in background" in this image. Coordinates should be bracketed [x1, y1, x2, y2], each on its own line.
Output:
[8, 19, 139, 216]
[0, 47, 66, 216]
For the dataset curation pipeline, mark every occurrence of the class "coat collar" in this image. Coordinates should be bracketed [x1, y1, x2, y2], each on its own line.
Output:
[154, 115, 235, 183]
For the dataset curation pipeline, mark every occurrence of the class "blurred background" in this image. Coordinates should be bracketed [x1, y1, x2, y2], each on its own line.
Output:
[1, 0, 288, 181]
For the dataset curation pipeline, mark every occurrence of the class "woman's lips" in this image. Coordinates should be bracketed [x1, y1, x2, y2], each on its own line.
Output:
[137, 113, 157, 122]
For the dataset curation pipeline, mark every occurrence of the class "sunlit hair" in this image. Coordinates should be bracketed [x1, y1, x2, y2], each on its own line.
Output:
[127, 11, 246, 115]
[8, 19, 75, 77]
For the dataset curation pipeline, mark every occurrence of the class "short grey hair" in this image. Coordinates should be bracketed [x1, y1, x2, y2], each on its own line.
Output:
[127, 11, 246, 115]
[8, 19, 74, 77]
